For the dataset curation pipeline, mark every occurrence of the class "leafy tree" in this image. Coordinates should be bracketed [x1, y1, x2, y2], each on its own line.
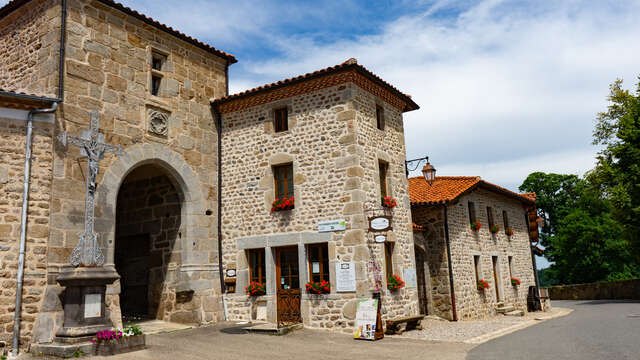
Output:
[588, 77, 640, 263]
[519, 172, 587, 262]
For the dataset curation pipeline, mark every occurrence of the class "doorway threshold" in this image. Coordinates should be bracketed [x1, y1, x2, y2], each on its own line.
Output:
[128, 319, 193, 335]
[243, 322, 303, 335]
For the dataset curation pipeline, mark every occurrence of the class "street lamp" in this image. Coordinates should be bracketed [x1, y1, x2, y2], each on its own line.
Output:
[422, 162, 436, 186]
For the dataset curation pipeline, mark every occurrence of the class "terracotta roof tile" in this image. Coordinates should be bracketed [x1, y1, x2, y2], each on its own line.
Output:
[0, 0, 236, 64]
[409, 176, 535, 206]
[212, 58, 419, 113]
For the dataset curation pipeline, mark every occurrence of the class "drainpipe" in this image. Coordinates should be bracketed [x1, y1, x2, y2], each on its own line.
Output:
[12, 102, 59, 356]
[58, 0, 67, 100]
[443, 204, 458, 321]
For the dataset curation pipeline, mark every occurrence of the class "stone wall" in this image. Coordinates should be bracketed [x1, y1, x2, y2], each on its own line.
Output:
[220, 82, 419, 331]
[412, 206, 453, 319]
[0, 115, 54, 351]
[447, 189, 535, 319]
[0, 0, 61, 97]
[546, 279, 640, 300]
[33, 0, 229, 345]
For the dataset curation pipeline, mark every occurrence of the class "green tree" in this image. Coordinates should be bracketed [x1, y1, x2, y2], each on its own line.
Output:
[588, 77, 640, 263]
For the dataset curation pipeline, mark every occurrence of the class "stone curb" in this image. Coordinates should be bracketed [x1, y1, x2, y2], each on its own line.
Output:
[464, 307, 574, 345]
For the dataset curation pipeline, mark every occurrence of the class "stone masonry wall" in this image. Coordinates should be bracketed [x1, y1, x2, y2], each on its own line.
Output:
[0, 0, 61, 97]
[34, 0, 229, 344]
[221, 82, 418, 331]
[447, 189, 535, 319]
[412, 205, 453, 319]
[0, 116, 54, 351]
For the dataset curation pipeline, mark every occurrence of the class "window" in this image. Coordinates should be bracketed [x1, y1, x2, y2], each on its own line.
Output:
[248, 249, 265, 283]
[274, 107, 288, 132]
[384, 242, 394, 281]
[379, 161, 388, 204]
[487, 206, 495, 227]
[474, 255, 481, 283]
[508, 256, 514, 278]
[468, 201, 476, 224]
[273, 163, 293, 200]
[150, 51, 166, 96]
[376, 105, 385, 130]
[308, 243, 329, 283]
[503, 210, 510, 233]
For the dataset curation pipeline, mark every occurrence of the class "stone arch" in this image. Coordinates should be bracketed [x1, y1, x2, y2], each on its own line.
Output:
[97, 143, 206, 266]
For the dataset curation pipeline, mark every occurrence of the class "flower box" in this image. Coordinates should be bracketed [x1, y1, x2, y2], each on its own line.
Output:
[246, 281, 266, 296]
[271, 196, 294, 212]
[489, 224, 500, 234]
[94, 334, 146, 356]
[387, 274, 405, 293]
[510, 276, 521, 286]
[470, 221, 482, 232]
[305, 280, 330, 294]
[382, 196, 397, 208]
[477, 279, 490, 291]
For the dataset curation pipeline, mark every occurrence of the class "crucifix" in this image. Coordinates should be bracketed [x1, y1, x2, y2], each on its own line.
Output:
[58, 110, 121, 266]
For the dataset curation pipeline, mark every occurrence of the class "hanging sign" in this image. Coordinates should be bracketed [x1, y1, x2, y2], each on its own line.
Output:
[336, 262, 356, 292]
[374, 235, 386, 243]
[318, 219, 346, 232]
[368, 216, 392, 232]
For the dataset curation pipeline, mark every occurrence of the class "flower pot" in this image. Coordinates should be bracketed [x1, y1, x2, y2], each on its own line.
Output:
[94, 334, 146, 356]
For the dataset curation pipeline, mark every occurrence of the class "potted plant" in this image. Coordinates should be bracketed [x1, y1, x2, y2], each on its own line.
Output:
[387, 274, 405, 293]
[489, 224, 500, 234]
[510, 276, 521, 286]
[382, 196, 397, 208]
[246, 281, 266, 296]
[477, 279, 490, 291]
[505, 227, 514, 236]
[271, 196, 294, 212]
[470, 221, 482, 232]
[305, 280, 330, 294]
[91, 326, 145, 356]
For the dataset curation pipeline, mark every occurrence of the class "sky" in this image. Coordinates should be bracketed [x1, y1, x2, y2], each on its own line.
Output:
[4, 0, 640, 267]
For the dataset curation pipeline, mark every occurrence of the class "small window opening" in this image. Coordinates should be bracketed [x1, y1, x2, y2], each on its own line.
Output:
[274, 107, 288, 132]
[376, 105, 385, 130]
[151, 52, 166, 71]
[508, 256, 514, 278]
[384, 242, 394, 281]
[468, 201, 476, 224]
[273, 163, 294, 200]
[487, 206, 495, 227]
[248, 249, 266, 284]
[308, 243, 329, 283]
[379, 161, 388, 205]
[151, 75, 162, 96]
[503, 210, 510, 234]
[474, 255, 481, 283]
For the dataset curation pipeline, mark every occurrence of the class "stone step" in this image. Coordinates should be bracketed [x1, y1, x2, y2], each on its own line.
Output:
[504, 310, 525, 317]
[496, 305, 516, 314]
[243, 322, 302, 335]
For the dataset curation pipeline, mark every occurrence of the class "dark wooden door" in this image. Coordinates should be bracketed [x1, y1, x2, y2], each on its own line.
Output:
[115, 234, 151, 318]
[492, 256, 501, 301]
[415, 246, 429, 315]
[276, 246, 301, 326]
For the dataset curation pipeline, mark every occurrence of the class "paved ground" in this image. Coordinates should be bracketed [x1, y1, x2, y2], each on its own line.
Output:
[467, 300, 640, 360]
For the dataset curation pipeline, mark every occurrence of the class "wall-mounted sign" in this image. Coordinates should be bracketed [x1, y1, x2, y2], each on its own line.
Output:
[336, 262, 356, 292]
[368, 216, 392, 232]
[226, 269, 236, 277]
[318, 219, 346, 232]
[374, 235, 386, 243]
[84, 293, 101, 319]
[403, 268, 417, 288]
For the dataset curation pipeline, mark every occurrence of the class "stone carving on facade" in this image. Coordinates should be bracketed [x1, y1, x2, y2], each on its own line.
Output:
[148, 108, 170, 136]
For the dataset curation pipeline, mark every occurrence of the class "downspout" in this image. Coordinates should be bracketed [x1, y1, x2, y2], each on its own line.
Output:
[58, 0, 67, 100]
[12, 102, 59, 356]
[443, 204, 458, 321]
[216, 60, 230, 319]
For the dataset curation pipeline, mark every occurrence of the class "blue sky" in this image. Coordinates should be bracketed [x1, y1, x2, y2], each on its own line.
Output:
[4, 0, 640, 268]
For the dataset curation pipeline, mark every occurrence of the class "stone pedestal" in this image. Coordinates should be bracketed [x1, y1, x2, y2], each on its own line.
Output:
[31, 265, 119, 357]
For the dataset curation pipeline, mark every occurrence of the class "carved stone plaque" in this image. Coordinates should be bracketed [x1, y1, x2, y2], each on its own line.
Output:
[84, 293, 101, 318]
[147, 108, 169, 136]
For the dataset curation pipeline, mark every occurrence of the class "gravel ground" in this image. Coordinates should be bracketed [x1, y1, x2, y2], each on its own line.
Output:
[396, 309, 564, 343]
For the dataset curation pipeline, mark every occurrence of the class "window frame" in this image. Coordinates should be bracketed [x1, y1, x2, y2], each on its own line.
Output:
[274, 107, 288, 133]
[149, 50, 167, 96]
[273, 163, 294, 200]
[384, 241, 394, 281]
[376, 104, 385, 130]
[308, 243, 329, 283]
[248, 248, 265, 284]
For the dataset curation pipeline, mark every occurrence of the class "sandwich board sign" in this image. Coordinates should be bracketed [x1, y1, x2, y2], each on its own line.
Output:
[353, 296, 384, 341]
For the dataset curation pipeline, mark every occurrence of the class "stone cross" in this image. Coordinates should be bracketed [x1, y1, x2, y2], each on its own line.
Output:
[58, 111, 121, 266]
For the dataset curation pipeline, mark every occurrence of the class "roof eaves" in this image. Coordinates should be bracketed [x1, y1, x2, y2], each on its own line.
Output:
[0, 90, 61, 103]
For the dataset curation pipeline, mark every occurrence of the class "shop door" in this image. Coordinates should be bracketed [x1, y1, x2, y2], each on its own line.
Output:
[276, 246, 301, 326]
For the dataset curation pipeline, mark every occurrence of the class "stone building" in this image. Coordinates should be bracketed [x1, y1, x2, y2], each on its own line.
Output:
[213, 59, 421, 330]
[409, 175, 538, 320]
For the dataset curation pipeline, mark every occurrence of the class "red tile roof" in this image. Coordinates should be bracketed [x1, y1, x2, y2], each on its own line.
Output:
[212, 58, 419, 113]
[0, 0, 236, 64]
[409, 176, 535, 206]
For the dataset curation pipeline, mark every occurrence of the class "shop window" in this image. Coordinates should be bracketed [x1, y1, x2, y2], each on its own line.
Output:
[384, 242, 394, 281]
[248, 249, 265, 283]
[273, 163, 294, 200]
[274, 107, 288, 132]
[376, 105, 385, 130]
[308, 243, 329, 283]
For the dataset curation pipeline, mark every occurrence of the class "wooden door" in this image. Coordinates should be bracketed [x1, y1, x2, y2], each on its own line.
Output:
[415, 246, 429, 315]
[492, 256, 501, 301]
[276, 246, 301, 326]
[115, 234, 151, 318]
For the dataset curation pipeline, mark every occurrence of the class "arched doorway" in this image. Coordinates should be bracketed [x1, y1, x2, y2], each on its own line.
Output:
[115, 163, 183, 322]
[415, 245, 430, 315]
